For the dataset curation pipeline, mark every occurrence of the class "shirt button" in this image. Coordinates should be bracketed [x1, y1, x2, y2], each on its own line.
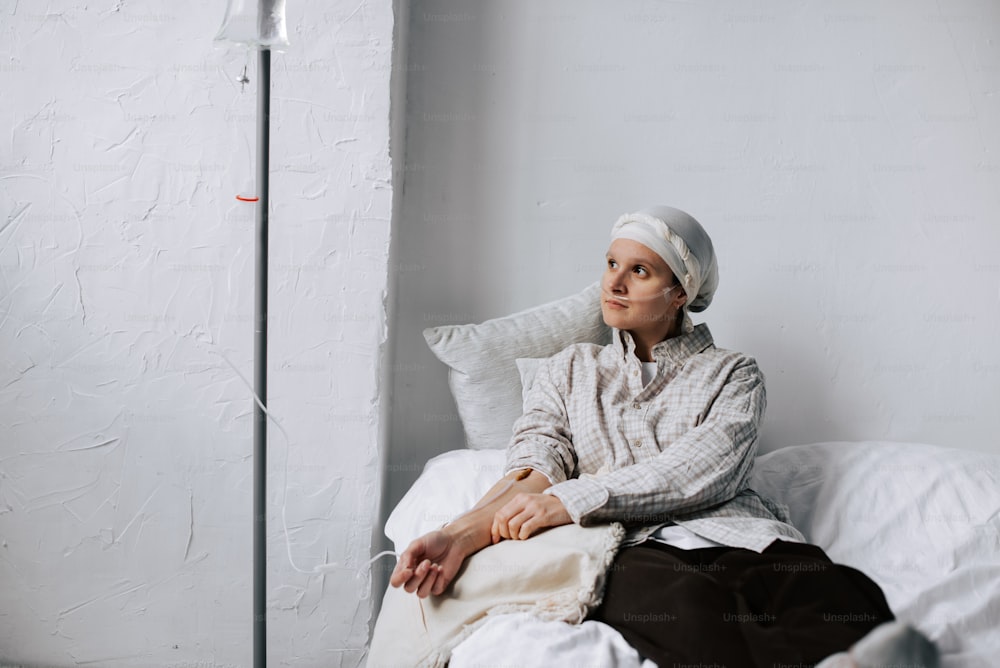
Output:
[633, 402, 641, 410]
[632, 370, 638, 377]
[633, 440, 643, 447]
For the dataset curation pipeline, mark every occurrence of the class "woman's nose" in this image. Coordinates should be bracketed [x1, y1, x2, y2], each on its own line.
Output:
[605, 268, 625, 293]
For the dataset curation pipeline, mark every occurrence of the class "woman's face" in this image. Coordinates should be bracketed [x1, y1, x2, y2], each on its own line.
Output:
[601, 238, 687, 336]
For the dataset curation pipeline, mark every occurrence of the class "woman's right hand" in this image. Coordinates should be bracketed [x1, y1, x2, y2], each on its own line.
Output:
[389, 528, 468, 598]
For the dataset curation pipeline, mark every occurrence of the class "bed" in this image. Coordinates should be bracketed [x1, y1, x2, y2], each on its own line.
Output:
[369, 283, 1000, 667]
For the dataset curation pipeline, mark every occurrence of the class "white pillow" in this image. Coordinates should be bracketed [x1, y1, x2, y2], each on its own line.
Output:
[423, 282, 610, 450]
[751, 441, 1000, 573]
[514, 357, 546, 406]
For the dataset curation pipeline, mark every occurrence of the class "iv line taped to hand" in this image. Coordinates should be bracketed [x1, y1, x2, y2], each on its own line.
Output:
[204, 338, 532, 590]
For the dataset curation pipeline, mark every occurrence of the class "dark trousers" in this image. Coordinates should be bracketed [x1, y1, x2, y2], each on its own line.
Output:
[588, 539, 894, 668]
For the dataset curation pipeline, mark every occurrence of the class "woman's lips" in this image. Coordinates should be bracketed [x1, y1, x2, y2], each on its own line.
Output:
[604, 298, 628, 309]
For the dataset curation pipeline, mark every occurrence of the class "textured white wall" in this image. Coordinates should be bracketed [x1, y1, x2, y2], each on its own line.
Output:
[0, 1, 395, 666]
[386, 0, 1000, 522]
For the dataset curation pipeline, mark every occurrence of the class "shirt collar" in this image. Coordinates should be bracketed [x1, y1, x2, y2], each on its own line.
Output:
[613, 323, 714, 366]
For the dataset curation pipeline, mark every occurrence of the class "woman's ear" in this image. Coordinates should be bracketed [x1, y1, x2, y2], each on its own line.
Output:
[673, 287, 688, 310]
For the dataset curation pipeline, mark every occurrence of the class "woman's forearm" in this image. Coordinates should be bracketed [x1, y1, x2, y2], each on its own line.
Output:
[443, 469, 552, 553]
[391, 469, 561, 597]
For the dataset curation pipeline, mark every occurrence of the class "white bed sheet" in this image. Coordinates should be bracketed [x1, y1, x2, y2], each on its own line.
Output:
[450, 612, 654, 668]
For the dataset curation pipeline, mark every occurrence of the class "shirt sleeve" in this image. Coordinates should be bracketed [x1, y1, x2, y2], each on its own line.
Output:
[545, 357, 766, 526]
[503, 353, 578, 486]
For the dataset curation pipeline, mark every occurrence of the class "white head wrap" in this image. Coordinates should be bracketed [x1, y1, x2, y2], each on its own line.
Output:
[610, 205, 719, 314]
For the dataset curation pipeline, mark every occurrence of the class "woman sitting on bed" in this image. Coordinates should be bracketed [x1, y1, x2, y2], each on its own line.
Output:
[389, 206, 937, 667]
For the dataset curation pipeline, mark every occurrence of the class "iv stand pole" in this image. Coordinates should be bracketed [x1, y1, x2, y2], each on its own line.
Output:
[253, 46, 271, 668]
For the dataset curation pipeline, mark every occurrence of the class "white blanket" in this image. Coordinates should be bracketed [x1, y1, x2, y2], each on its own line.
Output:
[451, 612, 656, 668]
[367, 522, 625, 668]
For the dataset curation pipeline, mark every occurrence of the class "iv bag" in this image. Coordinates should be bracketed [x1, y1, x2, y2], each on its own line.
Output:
[215, 0, 289, 48]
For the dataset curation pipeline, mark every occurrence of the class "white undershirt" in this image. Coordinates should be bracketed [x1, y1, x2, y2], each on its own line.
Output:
[640, 360, 725, 550]
[640, 361, 657, 387]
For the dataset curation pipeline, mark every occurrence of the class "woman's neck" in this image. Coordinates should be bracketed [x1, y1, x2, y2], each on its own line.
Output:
[630, 319, 683, 362]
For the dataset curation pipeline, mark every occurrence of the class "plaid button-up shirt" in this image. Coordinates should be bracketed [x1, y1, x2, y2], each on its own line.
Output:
[504, 323, 805, 552]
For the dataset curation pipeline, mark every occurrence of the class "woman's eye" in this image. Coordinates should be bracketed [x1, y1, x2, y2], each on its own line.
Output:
[634, 266, 647, 276]
[607, 259, 617, 268]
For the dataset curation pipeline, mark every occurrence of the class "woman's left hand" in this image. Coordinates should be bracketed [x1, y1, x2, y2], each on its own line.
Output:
[491, 492, 572, 543]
